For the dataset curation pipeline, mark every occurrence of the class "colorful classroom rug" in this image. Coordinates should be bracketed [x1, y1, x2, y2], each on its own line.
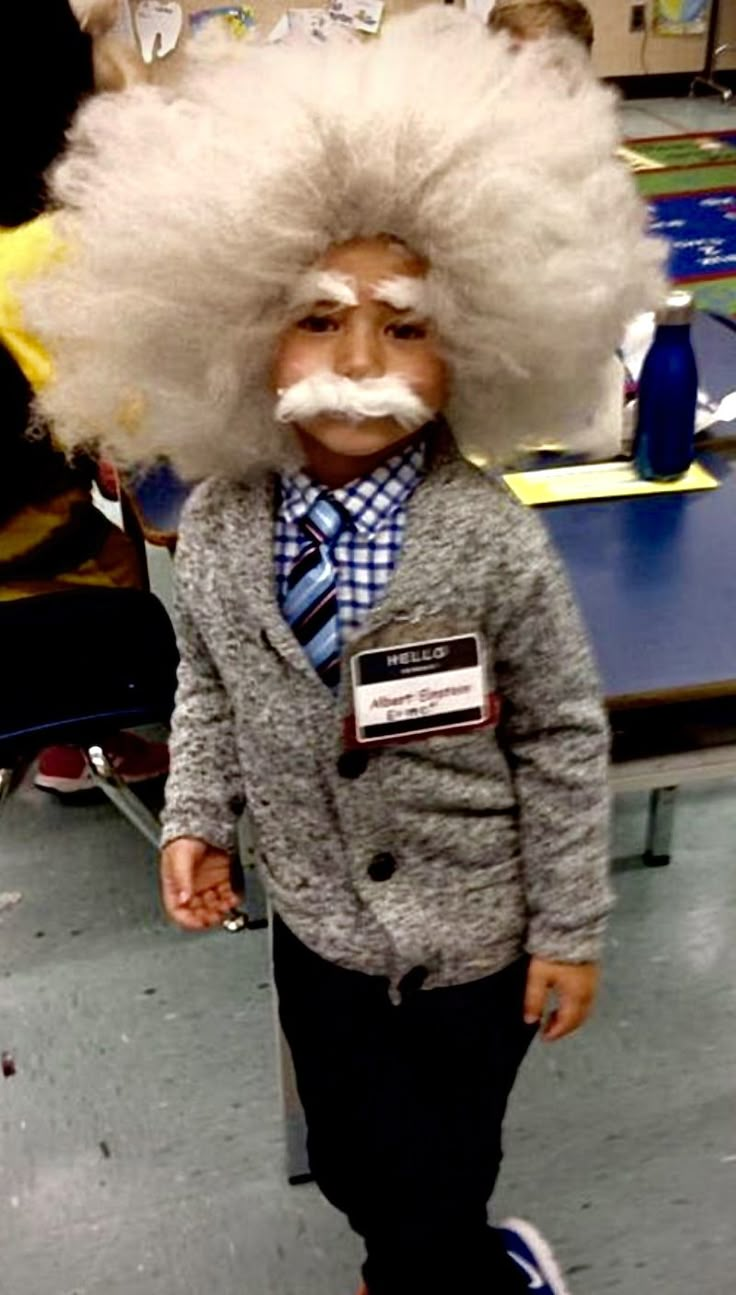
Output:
[627, 129, 736, 317]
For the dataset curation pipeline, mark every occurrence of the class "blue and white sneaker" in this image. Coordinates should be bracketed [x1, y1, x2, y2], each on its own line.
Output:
[498, 1218, 572, 1295]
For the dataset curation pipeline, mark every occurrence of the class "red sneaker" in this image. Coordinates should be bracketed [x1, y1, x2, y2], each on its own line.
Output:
[35, 732, 169, 794]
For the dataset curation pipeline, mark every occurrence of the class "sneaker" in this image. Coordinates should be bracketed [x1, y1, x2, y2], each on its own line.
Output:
[498, 1218, 572, 1295]
[35, 732, 169, 794]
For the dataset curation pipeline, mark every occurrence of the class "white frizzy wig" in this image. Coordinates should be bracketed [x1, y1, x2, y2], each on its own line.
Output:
[25, 6, 665, 479]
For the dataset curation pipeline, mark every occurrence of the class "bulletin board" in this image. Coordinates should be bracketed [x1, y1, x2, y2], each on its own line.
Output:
[112, 0, 433, 84]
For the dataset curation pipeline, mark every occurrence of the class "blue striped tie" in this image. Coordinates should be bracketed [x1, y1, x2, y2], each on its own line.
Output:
[283, 495, 347, 690]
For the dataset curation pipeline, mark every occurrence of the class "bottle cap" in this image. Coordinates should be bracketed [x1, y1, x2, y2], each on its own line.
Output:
[656, 288, 694, 326]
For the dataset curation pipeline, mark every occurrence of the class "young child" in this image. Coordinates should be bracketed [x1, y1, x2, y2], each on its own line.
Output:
[488, 0, 594, 51]
[23, 9, 664, 1292]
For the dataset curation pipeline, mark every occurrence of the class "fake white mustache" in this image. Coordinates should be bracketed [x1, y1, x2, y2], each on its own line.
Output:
[275, 373, 433, 433]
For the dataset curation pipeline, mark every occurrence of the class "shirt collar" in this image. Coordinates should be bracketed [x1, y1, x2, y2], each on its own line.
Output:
[279, 439, 426, 538]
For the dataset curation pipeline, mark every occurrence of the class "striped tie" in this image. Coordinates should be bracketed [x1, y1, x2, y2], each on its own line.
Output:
[283, 495, 347, 690]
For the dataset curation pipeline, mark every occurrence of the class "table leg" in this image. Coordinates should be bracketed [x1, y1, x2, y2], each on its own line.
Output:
[256, 856, 311, 1185]
[279, 1027, 312, 1184]
[644, 786, 678, 867]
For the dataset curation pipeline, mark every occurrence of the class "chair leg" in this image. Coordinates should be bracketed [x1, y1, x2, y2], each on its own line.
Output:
[84, 746, 162, 848]
[0, 763, 27, 806]
[1, 768, 16, 806]
[644, 786, 677, 867]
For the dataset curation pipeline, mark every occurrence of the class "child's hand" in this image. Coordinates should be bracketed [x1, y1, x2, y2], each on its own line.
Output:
[524, 957, 600, 1042]
[160, 837, 241, 931]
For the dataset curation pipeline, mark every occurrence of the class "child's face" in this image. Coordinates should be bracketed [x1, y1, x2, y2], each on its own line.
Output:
[271, 237, 448, 464]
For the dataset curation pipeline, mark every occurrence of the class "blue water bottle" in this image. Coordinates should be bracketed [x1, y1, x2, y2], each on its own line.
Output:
[634, 289, 698, 482]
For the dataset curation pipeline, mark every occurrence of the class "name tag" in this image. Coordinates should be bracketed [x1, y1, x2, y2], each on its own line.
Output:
[349, 633, 497, 745]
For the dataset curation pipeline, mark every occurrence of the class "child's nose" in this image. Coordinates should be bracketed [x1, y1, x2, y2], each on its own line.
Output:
[335, 318, 383, 380]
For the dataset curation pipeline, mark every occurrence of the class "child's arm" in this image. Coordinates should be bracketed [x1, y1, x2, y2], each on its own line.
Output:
[159, 555, 246, 929]
[492, 505, 612, 982]
[161, 578, 246, 856]
[159, 493, 246, 932]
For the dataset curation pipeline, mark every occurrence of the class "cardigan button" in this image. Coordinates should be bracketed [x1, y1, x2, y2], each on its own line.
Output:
[337, 750, 370, 780]
[368, 852, 396, 882]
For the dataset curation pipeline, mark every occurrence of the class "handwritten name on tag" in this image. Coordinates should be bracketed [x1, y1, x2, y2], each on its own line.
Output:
[350, 634, 495, 744]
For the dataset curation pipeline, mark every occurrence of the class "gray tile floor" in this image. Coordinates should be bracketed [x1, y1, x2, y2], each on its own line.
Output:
[3, 776, 735, 1295]
[619, 95, 736, 138]
[3, 97, 736, 1295]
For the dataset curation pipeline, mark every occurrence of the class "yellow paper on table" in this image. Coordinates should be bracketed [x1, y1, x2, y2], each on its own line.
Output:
[503, 460, 719, 506]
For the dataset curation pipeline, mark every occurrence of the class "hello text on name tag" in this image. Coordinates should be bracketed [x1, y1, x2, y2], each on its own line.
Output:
[349, 633, 498, 745]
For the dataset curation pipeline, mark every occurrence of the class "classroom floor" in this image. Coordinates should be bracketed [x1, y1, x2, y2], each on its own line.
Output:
[3, 96, 736, 1295]
[619, 91, 736, 140]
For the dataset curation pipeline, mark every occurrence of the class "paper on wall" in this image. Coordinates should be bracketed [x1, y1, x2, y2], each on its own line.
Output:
[285, 8, 332, 41]
[327, 0, 384, 35]
[133, 1, 184, 62]
[190, 6, 257, 37]
[266, 12, 290, 39]
[653, 0, 711, 36]
[268, 7, 365, 43]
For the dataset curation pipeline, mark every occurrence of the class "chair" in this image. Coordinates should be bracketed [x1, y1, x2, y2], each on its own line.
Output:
[0, 586, 179, 845]
[119, 461, 191, 554]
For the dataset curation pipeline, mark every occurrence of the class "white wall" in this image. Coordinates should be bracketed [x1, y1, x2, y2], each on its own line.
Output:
[587, 0, 736, 79]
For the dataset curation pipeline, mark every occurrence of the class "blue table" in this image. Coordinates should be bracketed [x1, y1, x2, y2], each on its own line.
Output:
[544, 458, 736, 705]
[693, 311, 736, 443]
[544, 455, 736, 864]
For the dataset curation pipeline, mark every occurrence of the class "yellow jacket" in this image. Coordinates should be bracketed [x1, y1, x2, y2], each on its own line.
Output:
[0, 215, 64, 391]
[0, 216, 144, 598]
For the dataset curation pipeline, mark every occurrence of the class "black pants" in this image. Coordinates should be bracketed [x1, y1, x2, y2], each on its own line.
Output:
[273, 916, 536, 1295]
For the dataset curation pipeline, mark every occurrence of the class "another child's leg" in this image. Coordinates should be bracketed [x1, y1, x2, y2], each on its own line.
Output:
[273, 914, 536, 1295]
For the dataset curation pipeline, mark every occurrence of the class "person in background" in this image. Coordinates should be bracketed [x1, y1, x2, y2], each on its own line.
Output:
[0, 0, 168, 794]
[488, 0, 594, 50]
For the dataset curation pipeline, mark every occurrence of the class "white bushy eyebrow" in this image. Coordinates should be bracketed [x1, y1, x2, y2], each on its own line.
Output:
[290, 270, 359, 310]
[290, 270, 430, 316]
[371, 276, 429, 313]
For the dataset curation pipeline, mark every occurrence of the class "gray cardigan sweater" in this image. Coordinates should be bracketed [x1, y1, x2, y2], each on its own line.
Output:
[161, 436, 612, 990]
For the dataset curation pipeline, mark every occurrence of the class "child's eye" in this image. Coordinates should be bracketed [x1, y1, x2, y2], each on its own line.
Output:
[386, 321, 428, 341]
[297, 314, 339, 334]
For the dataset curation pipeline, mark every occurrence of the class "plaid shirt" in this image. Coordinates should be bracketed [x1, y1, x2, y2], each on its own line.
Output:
[275, 442, 425, 641]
